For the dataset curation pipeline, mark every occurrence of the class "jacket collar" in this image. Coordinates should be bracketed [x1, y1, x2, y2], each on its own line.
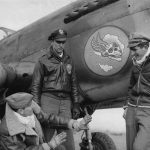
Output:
[47, 46, 69, 62]
[133, 46, 150, 67]
[5, 103, 38, 137]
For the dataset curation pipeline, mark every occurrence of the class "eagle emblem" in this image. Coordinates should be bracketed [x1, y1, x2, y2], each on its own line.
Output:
[59, 29, 64, 35]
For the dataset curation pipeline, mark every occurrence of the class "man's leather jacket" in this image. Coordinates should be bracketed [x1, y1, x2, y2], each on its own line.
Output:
[31, 47, 79, 105]
[127, 58, 150, 106]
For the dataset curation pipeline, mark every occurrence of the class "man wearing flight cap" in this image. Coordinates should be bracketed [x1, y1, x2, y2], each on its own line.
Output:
[31, 29, 80, 150]
[0, 92, 91, 150]
[123, 33, 150, 150]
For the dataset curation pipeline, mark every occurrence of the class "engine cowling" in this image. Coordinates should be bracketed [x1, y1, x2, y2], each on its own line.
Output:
[0, 62, 35, 95]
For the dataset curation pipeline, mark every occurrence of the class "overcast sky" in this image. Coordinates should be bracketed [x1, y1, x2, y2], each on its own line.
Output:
[0, 0, 76, 30]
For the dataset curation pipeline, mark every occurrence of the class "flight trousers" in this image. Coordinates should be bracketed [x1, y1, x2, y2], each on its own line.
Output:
[126, 106, 150, 150]
[40, 94, 75, 150]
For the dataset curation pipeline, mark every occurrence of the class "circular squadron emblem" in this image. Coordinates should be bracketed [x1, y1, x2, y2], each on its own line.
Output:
[84, 26, 129, 76]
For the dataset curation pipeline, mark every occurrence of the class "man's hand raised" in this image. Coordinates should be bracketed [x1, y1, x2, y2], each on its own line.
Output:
[48, 131, 67, 149]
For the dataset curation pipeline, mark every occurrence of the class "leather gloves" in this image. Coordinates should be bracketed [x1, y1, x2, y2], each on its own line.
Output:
[72, 103, 80, 119]
[48, 131, 67, 149]
[78, 114, 92, 130]
[68, 114, 92, 131]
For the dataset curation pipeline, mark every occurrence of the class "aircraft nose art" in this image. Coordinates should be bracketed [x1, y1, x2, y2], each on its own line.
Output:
[84, 26, 129, 76]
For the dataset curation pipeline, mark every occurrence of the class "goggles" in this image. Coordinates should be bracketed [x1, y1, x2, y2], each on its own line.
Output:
[55, 40, 66, 44]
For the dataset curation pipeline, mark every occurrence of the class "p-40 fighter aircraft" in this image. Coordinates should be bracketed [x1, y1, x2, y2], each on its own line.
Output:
[0, 0, 150, 149]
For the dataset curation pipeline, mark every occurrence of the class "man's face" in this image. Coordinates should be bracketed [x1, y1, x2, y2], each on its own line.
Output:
[52, 37, 66, 54]
[17, 104, 33, 117]
[131, 45, 148, 61]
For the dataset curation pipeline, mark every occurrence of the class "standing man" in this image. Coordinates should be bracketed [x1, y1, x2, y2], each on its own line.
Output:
[31, 29, 80, 150]
[123, 33, 150, 150]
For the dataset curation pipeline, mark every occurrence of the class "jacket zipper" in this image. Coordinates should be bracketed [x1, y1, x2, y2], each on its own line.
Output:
[136, 73, 141, 106]
[60, 62, 63, 89]
[136, 59, 147, 106]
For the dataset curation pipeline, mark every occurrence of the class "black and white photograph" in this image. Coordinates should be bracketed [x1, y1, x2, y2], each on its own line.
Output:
[0, 0, 150, 150]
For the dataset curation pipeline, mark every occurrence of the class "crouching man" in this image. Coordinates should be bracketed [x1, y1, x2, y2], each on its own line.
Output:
[0, 92, 92, 150]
